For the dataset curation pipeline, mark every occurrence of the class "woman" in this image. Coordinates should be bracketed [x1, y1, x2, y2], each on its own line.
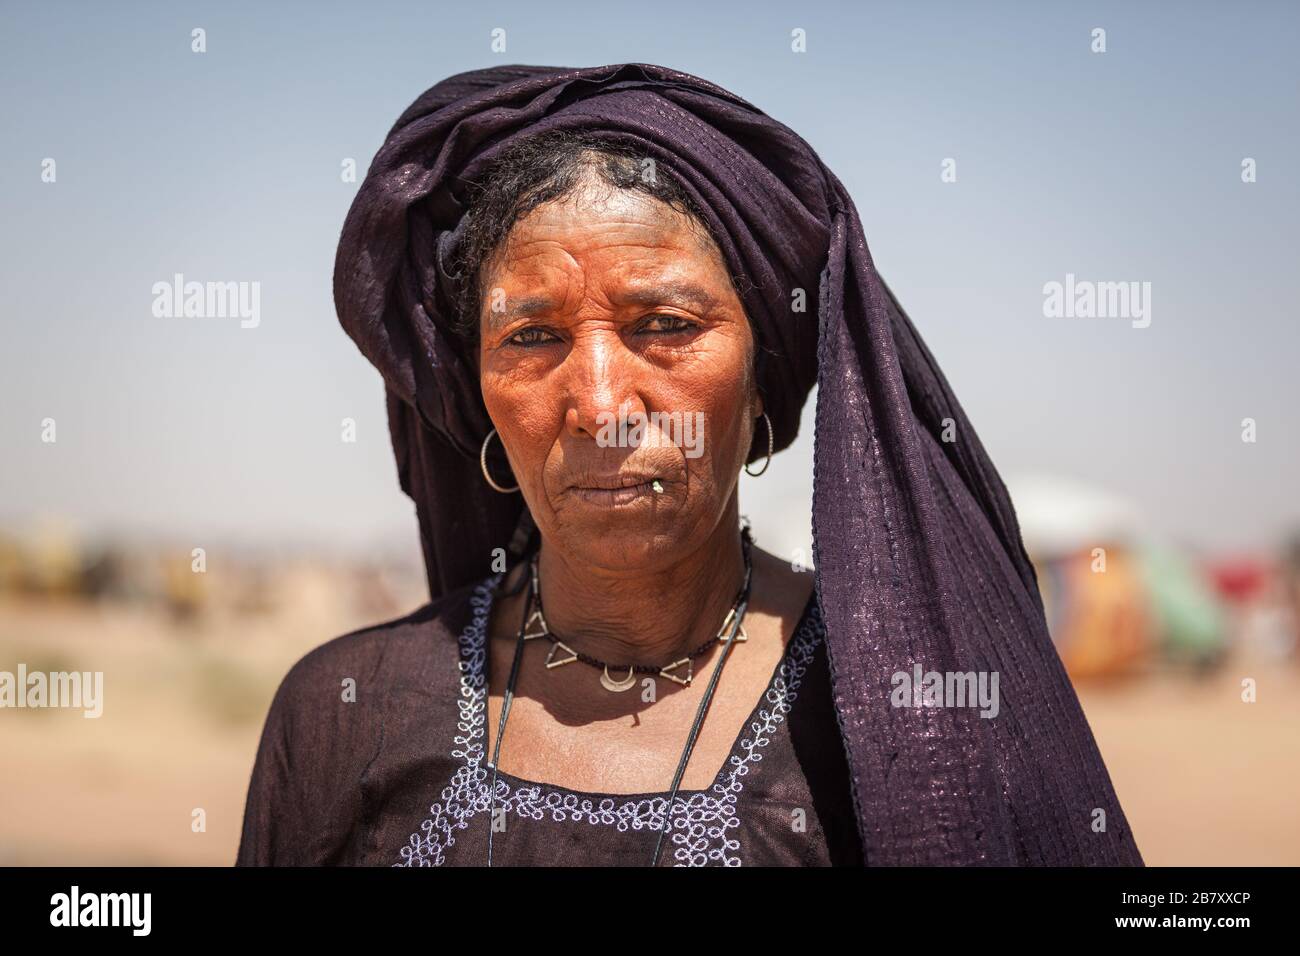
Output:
[236, 63, 1142, 866]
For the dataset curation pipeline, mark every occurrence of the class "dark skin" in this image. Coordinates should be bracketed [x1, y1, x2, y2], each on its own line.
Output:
[478, 165, 813, 793]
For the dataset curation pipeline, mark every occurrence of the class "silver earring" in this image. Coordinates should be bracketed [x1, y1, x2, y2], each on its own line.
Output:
[744, 412, 773, 477]
[480, 428, 519, 493]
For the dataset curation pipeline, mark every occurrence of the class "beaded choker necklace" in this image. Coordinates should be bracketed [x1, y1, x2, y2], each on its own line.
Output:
[520, 533, 752, 692]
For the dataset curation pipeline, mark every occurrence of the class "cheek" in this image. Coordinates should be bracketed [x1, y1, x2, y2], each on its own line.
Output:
[480, 368, 560, 467]
[684, 335, 756, 460]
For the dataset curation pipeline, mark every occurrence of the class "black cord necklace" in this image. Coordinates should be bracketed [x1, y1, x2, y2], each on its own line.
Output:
[485, 525, 755, 867]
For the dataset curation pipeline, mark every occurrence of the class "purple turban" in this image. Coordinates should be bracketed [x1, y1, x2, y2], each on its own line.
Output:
[333, 63, 1143, 866]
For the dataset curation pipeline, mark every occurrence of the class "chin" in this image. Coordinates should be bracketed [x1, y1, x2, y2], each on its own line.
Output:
[546, 506, 698, 572]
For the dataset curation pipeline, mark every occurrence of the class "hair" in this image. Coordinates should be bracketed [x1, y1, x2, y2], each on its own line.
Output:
[450, 128, 734, 345]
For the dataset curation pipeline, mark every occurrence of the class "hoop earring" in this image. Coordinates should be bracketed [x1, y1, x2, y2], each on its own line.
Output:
[743, 412, 773, 477]
[480, 428, 519, 493]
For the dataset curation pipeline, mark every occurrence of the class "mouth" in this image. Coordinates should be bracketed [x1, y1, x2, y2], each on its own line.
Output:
[566, 473, 667, 506]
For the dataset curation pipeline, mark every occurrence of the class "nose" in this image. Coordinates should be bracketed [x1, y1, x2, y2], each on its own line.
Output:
[561, 329, 645, 442]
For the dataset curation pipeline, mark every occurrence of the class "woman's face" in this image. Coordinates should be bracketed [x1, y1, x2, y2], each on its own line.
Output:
[478, 169, 760, 572]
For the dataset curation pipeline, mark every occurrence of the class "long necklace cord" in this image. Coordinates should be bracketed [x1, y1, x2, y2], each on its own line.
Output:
[487, 527, 753, 868]
[485, 570, 536, 868]
[649, 533, 752, 867]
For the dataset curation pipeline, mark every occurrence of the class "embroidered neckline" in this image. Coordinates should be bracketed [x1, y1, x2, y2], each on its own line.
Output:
[491, 585, 820, 800]
[396, 576, 824, 867]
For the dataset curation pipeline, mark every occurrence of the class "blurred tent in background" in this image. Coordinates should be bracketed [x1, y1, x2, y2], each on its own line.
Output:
[1138, 542, 1228, 672]
[1205, 550, 1298, 664]
[1008, 474, 1228, 680]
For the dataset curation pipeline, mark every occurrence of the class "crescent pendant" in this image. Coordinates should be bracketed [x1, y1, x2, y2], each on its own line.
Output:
[600, 664, 638, 693]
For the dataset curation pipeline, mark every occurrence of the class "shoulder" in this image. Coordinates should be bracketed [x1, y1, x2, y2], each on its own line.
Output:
[236, 577, 501, 865]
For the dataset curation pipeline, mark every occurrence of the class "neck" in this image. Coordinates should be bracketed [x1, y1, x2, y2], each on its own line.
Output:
[535, 502, 747, 668]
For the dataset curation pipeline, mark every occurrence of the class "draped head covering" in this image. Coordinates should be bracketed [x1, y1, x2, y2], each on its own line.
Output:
[334, 63, 1143, 866]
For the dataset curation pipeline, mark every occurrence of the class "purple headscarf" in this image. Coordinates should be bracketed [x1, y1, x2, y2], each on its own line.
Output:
[334, 63, 1142, 865]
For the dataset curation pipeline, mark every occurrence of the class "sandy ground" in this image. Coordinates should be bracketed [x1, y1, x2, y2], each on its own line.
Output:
[1, 598, 1296, 866]
[1074, 658, 1300, 866]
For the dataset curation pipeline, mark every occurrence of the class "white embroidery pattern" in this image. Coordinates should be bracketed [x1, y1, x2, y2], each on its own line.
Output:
[396, 576, 823, 867]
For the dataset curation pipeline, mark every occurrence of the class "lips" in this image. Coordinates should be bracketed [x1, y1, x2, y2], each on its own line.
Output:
[568, 472, 661, 492]
[564, 471, 666, 506]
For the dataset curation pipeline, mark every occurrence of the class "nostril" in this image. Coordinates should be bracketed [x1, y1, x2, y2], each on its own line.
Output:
[564, 398, 646, 443]
[563, 407, 587, 437]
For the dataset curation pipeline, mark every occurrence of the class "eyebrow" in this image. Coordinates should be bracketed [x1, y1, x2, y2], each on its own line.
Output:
[485, 294, 558, 331]
[613, 280, 723, 313]
[485, 280, 724, 332]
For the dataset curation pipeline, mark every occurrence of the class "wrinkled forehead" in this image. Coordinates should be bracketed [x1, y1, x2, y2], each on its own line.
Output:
[484, 210, 737, 331]
[481, 165, 725, 280]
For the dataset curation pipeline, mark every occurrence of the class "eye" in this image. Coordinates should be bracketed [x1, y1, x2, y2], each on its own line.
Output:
[636, 314, 697, 335]
[506, 326, 561, 348]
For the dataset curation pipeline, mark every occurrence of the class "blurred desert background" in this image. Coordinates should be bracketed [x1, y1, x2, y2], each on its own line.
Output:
[0, 527, 429, 865]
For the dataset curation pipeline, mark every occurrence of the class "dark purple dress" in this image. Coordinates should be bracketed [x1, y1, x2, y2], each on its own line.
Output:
[236, 577, 864, 867]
